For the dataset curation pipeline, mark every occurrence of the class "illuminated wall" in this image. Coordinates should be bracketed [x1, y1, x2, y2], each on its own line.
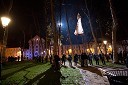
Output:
[23, 49, 30, 59]
[62, 44, 86, 55]
[5, 47, 21, 61]
[62, 42, 113, 56]
[0, 43, 3, 53]
[27, 35, 45, 59]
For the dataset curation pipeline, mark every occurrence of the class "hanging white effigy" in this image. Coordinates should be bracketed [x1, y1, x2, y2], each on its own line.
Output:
[74, 13, 84, 35]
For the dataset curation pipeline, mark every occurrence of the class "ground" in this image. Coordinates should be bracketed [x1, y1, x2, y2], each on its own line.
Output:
[1, 60, 127, 85]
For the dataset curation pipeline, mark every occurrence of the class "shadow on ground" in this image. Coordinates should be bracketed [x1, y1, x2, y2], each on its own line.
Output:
[2, 64, 37, 80]
[25, 66, 62, 85]
[38, 67, 62, 85]
[78, 66, 103, 76]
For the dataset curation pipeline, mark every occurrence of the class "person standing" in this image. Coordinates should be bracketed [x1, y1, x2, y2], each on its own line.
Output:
[74, 54, 78, 66]
[99, 53, 106, 65]
[81, 53, 85, 67]
[119, 51, 123, 63]
[123, 51, 127, 64]
[68, 55, 72, 67]
[94, 54, 99, 65]
[49, 54, 53, 64]
[126, 52, 128, 68]
[88, 53, 93, 65]
[84, 53, 88, 66]
[61, 54, 66, 66]
[53, 55, 60, 71]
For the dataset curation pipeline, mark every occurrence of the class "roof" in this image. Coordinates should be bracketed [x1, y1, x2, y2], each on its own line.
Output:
[28, 35, 45, 43]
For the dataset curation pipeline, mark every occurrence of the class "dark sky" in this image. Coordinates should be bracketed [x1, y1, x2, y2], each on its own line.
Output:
[0, 0, 128, 48]
[0, 0, 45, 48]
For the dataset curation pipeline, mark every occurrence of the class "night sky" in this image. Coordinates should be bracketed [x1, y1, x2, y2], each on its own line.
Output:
[0, 0, 128, 48]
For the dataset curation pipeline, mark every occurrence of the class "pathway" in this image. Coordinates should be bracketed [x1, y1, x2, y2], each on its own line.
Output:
[64, 61, 110, 85]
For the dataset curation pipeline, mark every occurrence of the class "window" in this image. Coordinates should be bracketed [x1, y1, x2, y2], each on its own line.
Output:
[35, 52, 38, 56]
[36, 49, 38, 51]
[36, 46, 38, 48]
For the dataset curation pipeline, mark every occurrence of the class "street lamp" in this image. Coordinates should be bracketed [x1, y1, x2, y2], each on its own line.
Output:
[1, 16, 11, 79]
[1, 17, 11, 28]
[1, 16, 11, 55]
[103, 40, 107, 55]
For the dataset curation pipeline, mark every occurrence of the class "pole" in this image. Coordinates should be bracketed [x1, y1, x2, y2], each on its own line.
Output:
[0, 26, 8, 82]
[58, 0, 62, 57]
[104, 44, 107, 55]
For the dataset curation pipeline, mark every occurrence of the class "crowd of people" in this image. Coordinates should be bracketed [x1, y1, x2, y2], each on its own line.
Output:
[50, 51, 128, 71]
[5, 50, 128, 70]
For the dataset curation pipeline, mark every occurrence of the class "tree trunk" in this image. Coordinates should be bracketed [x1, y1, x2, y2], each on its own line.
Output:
[84, 0, 98, 54]
[64, 6, 73, 55]
[109, 0, 118, 63]
[50, 0, 58, 55]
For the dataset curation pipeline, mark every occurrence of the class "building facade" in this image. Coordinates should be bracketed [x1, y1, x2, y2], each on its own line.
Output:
[24, 35, 45, 59]
[23, 49, 30, 59]
[0, 42, 3, 54]
[61, 42, 113, 56]
[5, 47, 21, 61]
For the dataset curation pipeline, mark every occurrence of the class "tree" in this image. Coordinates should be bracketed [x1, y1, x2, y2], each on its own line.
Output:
[50, 0, 58, 55]
[84, 0, 98, 54]
[109, 0, 118, 63]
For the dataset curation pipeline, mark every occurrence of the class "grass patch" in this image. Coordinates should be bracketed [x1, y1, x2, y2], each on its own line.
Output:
[25, 63, 51, 80]
[2, 71, 28, 85]
[91, 60, 126, 68]
[2, 66, 25, 76]
[2, 61, 33, 70]
[2, 61, 37, 78]
[2, 62, 51, 85]
[2, 62, 86, 85]
[60, 66, 85, 85]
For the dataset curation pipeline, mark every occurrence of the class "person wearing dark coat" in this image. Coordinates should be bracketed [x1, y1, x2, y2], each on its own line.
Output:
[53, 55, 60, 71]
[94, 54, 99, 65]
[84, 53, 88, 66]
[126, 52, 128, 68]
[81, 53, 85, 67]
[61, 54, 66, 65]
[88, 53, 93, 65]
[74, 54, 78, 66]
[49, 54, 53, 64]
[99, 53, 106, 65]
[68, 55, 72, 67]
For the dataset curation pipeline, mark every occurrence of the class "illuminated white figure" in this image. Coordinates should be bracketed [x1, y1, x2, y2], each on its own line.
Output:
[74, 13, 84, 35]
